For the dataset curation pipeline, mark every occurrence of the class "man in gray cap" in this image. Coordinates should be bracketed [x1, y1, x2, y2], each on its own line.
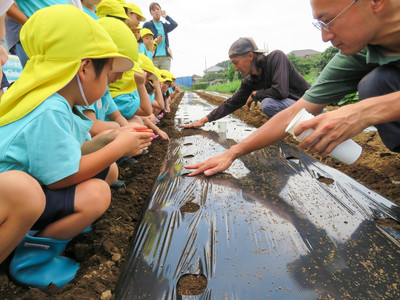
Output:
[182, 37, 310, 128]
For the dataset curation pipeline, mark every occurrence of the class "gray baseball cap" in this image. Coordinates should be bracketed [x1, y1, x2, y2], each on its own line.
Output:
[228, 37, 268, 58]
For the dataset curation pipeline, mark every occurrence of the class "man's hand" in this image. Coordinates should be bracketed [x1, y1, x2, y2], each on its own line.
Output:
[180, 117, 208, 128]
[295, 103, 365, 156]
[245, 92, 258, 110]
[185, 151, 235, 176]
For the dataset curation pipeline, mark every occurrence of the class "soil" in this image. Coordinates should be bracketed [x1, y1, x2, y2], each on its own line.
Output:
[1, 90, 399, 299]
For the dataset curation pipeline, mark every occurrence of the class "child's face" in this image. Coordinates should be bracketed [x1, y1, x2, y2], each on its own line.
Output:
[161, 81, 171, 93]
[132, 29, 141, 41]
[142, 35, 154, 49]
[108, 71, 123, 84]
[129, 12, 141, 28]
[81, 58, 113, 106]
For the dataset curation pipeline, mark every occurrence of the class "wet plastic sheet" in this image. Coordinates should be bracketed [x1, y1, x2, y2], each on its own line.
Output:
[115, 92, 400, 299]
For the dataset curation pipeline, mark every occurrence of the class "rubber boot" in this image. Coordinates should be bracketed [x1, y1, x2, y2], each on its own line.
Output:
[9, 234, 79, 290]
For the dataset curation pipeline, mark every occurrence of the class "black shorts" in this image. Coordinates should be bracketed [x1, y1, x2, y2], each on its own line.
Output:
[32, 167, 110, 230]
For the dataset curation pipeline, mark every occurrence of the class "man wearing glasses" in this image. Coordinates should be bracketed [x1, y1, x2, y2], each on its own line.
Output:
[185, 0, 400, 177]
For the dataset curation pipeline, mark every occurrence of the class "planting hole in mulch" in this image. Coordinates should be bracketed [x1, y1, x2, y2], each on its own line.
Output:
[180, 202, 200, 213]
[317, 176, 335, 185]
[286, 156, 300, 164]
[183, 143, 193, 146]
[177, 274, 207, 296]
[183, 154, 195, 159]
[374, 218, 400, 228]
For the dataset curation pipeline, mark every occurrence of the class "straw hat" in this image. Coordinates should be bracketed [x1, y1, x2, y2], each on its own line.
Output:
[0, 5, 132, 126]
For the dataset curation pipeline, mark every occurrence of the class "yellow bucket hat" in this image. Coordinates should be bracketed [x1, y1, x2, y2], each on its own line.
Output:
[140, 28, 153, 37]
[152, 67, 163, 82]
[138, 53, 155, 74]
[0, 5, 132, 127]
[159, 69, 173, 82]
[96, 0, 129, 20]
[116, 0, 131, 11]
[126, 2, 146, 21]
[109, 33, 144, 98]
[97, 17, 142, 74]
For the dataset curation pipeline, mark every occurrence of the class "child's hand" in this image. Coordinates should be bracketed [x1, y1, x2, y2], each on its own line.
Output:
[134, 71, 147, 86]
[121, 124, 150, 132]
[115, 130, 154, 157]
[158, 129, 169, 141]
[165, 105, 171, 113]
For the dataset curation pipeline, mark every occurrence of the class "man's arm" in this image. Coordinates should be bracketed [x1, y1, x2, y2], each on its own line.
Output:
[297, 91, 400, 156]
[185, 99, 325, 176]
[181, 82, 253, 128]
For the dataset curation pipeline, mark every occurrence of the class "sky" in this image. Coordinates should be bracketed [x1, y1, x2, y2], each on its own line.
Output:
[126, 0, 331, 78]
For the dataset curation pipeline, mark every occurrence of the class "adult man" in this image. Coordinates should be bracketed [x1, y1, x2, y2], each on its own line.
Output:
[183, 37, 310, 129]
[186, 0, 400, 177]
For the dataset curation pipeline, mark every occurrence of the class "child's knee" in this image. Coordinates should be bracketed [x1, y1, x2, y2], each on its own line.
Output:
[75, 179, 111, 217]
[105, 163, 119, 185]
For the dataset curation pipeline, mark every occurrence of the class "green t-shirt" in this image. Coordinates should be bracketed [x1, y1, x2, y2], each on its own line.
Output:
[303, 45, 400, 104]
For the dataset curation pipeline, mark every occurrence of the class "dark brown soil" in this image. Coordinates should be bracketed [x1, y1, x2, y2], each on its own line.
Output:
[1, 90, 399, 299]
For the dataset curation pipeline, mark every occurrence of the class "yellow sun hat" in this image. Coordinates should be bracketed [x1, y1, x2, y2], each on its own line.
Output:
[116, 0, 131, 12]
[138, 53, 155, 74]
[140, 28, 153, 37]
[159, 69, 173, 82]
[126, 2, 146, 22]
[96, 0, 129, 20]
[109, 38, 144, 98]
[152, 67, 163, 82]
[97, 17, 142, 75]
[0, 5, 132, 127]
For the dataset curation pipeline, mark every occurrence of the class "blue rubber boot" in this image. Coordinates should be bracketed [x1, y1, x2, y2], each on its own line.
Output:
[9, 234, 80, 290]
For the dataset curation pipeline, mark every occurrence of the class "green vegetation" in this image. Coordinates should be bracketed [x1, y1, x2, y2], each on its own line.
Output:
[206, 80, 241, 93]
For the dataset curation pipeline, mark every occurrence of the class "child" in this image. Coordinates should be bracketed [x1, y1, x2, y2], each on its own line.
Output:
[132, 25, 142, 46]
[160, 69, 173, 114]
[0, 5, 154, 289]
[139, 28, 154, 59]
[79, 17, 140, 137]
[96, 0, 129, 23]
[126, 2, 145, 29]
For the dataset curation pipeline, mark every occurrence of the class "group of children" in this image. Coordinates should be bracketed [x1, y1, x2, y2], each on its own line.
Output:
[0, 0, 180, 290]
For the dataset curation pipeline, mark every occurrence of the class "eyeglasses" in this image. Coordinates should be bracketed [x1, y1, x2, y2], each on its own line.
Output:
[313, 0, 358, 32]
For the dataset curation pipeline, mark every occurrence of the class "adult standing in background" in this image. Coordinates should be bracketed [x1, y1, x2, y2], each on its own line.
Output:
[143, 2, 177, 71]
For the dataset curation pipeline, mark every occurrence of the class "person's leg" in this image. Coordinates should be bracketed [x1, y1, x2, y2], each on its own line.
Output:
[36, 178, 111, 240]
[0, 171, 45, 263]
[159, 56, 171, 71]
[260, 97, 297, 118]
[358, 65, 400, 152]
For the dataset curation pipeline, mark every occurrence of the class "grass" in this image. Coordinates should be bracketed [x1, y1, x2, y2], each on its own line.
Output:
[205, 80, 241, 94]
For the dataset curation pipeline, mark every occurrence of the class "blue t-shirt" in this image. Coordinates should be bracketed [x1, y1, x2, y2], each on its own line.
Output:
[139, 43, 153, 60]
[15, 0, 69, 17]
[80, 88, 118, 121]
[0, 93, 92, 185]
[113, 89, 140, 119]
[83, 6, 99, 20]
[153, 21, 166, 56]
[149, 93, 155, 103]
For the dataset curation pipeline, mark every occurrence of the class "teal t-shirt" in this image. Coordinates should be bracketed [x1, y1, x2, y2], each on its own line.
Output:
[15, 0, 69, 17]
[0, 93, 92, 185]
[83, 6, 99, 20]
[139, 43, 153, 60]
[153, 21, 166, 56]
[82, 88, 118, 121]
[303, 45, 400, 104]
[113, 89, 140, 119]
